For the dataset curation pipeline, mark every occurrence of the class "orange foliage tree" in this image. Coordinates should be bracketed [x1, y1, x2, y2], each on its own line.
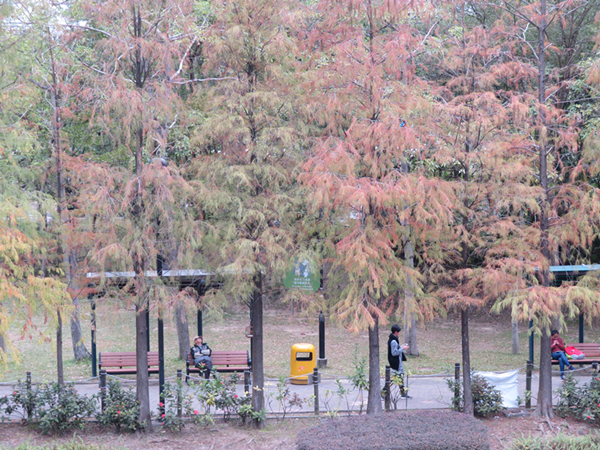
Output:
[301, 0, 452, 414]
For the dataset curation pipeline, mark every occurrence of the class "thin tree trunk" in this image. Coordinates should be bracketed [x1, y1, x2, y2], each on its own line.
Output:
[537, 331, 554, 418]
[535, 0, 554, 419]
[512, 320, 519, 354]
[48, 53, 90, 364]
[403, 238, 418, 356]
[366, 315, 382, 415]
[462, 308, 473, 416]
[57, 309, 64, 386]
[175, 304, 190, 360]
[136, 303, 152, 430]
[251, 274, 264, 429]
[68, 252, 90, 361]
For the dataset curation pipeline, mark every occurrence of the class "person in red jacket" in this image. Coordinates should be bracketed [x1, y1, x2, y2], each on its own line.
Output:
[551, 330, 574, 380]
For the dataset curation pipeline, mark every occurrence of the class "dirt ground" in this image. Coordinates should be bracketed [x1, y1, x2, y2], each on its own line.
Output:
[0, 412, 597, 450]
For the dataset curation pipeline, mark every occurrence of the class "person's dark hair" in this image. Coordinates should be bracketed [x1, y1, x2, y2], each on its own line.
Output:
[551, 330, 559, 336]
[391, 325, 401, 333]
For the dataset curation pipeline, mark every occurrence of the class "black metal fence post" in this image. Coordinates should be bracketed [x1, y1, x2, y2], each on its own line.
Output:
[91, 295, 97, 377]
[318, 311, 327, 368]
[177, 369, 182, 418]
[313, 367, 319, 416]
[100, 370, 107, 412]
[384, 365, 391, 411]
[526, 360, 533, 409]
[244, 370, 250, 395]
[454, 363, 460, 407]
[158, 316, 165, 415]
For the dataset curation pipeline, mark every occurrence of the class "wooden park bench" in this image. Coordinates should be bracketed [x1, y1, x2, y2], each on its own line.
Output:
[99, 351, 160, 375]
[186, 350, 251, 382]
[552, 343, 600, 367]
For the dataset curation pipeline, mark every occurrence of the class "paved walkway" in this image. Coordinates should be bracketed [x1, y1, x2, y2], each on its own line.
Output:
[0, 365, 595, 419]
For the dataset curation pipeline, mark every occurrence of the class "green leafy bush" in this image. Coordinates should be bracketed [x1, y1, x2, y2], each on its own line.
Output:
[0, 382, 96, 434]
[510, 431, 600, 449]
[96, 379, 143, 432]
[556, 374, 600, 425]
[35, 383, 96, 435]
[296, 410, 490, 450]
[158, 379, 211, 431]
[195, 373, 251, 422]
[0, 380, 39, 420]
[447, 373, 504, 417]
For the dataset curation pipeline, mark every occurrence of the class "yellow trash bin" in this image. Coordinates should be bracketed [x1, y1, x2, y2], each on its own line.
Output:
[290, 343, 316, 385]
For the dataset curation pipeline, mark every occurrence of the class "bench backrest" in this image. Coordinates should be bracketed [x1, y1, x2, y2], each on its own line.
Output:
[566, 343, 600, 358]
[187, 350, 249, 367]
[100, 351, 160, 367]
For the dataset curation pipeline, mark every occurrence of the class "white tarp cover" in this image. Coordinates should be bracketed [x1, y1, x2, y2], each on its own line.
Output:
[475, 370, 519, 409]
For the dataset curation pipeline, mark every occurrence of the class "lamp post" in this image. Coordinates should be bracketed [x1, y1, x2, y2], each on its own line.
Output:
[317, 311, 327, 368]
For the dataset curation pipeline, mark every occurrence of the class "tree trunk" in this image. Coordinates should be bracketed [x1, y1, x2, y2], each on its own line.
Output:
[49, 62, 90, 363]
[536, 331, 554, 418]
[175, 304, 190, 360]
[535, 0, 554, 418]
[403, 239, 418, 356]
[57, 309, 64, 386]
[511, 320, 519, 354]
[366, 316, 382, 415]
[68, 252, 90, 361]
[136, 304, 152, 430]
[251, 274, 264, 429]
[461, 308, 473, 416]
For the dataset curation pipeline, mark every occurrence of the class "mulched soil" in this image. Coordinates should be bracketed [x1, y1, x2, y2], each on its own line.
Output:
[0, 412, 597, 450]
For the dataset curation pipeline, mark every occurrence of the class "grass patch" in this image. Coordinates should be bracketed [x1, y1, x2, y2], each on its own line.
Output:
[2, 301, 600, 383]
[510, 431, 600, 449]
[0, 438, 125, 450]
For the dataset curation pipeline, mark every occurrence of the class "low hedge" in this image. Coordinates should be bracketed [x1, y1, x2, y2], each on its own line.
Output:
[296, 410, 490, 450]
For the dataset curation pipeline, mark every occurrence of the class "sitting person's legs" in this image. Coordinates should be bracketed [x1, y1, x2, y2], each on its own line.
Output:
[552, 351, 572, 378]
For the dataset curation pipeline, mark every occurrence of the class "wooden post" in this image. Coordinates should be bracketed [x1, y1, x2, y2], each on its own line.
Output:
[526, 360, 532, 409]
[384, 365, 391, 411]
[313, 367, 319, 416]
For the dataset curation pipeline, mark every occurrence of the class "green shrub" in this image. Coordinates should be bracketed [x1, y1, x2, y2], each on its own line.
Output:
[96, 379, 143, 432]
[0, 380, 40, 420]
[447, 373, 504, 417]
[195, 373, 251, 422]
[556, 374, 600, 425]
[510, 431, 600, 450]
[0, 382, 96, 434]
[35, 383, 97, 435]
[296, 410, 490, 450]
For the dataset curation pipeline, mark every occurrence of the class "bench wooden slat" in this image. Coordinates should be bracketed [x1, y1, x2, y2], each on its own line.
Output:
[551, 343, 600, 365]
[99, 351, 160, 375]
[186, 350, 251, 380]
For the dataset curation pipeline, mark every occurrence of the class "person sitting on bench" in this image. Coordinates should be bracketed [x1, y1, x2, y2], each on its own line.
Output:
[191, 335, 213, 379]
[551, 329, 574, 380]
